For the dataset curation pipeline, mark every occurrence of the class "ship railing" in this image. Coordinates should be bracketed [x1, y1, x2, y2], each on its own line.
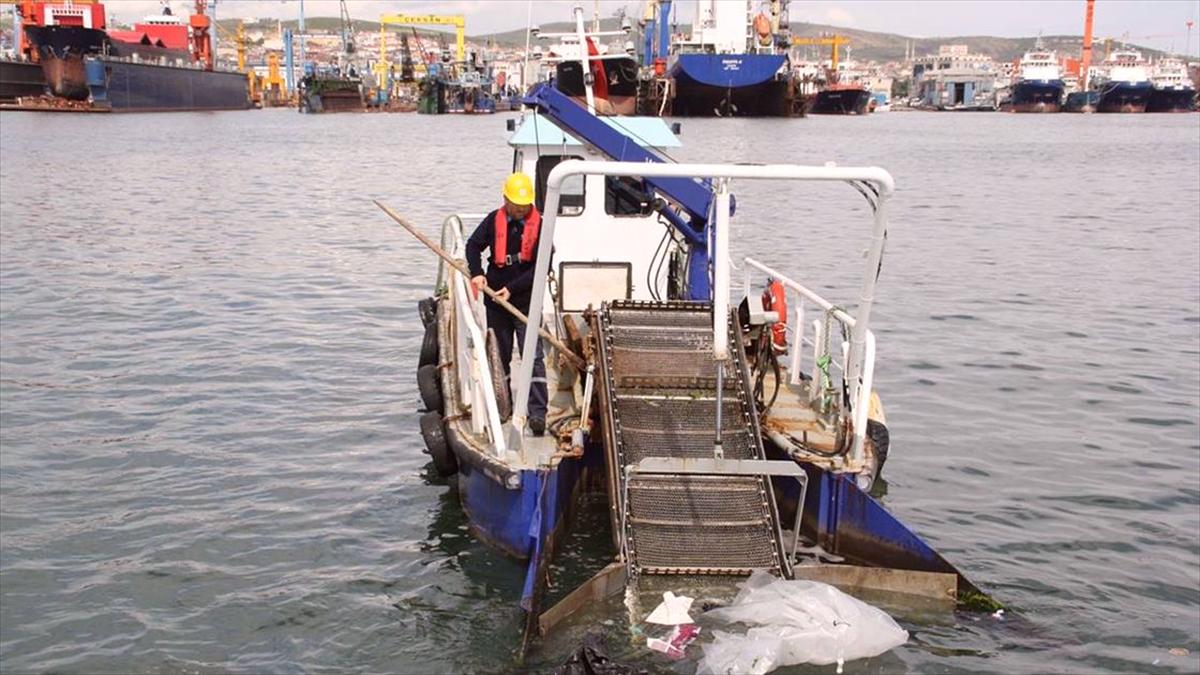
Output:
[742, 257, 877, 464]
[439, 213, 508, 458]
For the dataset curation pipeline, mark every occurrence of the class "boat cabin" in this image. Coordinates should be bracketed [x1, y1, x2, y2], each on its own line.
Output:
[506, 114, 685, 314]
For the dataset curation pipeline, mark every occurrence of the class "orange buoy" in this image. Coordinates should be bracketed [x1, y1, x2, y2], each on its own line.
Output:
[761, 279, 788, 354]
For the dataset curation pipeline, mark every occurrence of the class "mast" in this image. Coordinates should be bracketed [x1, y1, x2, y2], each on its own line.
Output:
[1080, 0, 1095, 91]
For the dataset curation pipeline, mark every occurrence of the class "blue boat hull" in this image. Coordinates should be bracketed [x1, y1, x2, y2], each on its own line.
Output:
[1009, 79, 1064, 112]
[1063, 90, 1100, 113]
[668, 53, 793, 116]
[1147, 87, 1197, 113]
[1097, 80, 1152, 113]
[446, 421, 601, 633]
[765, 445, 986, 601]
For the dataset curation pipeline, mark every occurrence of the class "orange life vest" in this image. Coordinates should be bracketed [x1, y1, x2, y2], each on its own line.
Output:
[493, 206, 541, 267]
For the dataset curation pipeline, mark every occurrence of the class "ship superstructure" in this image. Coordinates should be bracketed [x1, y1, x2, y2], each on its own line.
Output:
[1147, 57, 1196, 113]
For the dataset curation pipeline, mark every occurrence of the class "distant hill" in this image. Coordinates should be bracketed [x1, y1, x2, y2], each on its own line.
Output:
[784, 22, 1170, 63]
[479, 19, 1171, 63]
[213, 15, 1173, 63]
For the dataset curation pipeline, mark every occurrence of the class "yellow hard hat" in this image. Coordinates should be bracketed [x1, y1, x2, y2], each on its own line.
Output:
[503, 172, 535, 206]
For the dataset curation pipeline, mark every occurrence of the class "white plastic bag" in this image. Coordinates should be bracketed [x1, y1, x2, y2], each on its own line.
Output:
[697, 571, 908, 675]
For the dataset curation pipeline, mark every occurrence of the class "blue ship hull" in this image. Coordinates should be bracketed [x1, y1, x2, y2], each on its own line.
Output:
[1063, 90, 1100, 112]
[667, 53, 792, 116]
[444, 419, 602, 635]
[1009, 79, 1064, 112]
[1097, 80, 1152, 113]
[767, 456, 987, 601]
[85, 57, 250, 112]
[1147, 87, 1197, 113]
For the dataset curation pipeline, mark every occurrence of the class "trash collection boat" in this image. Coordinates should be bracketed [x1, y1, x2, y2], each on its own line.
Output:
[381, 13, 996, 653]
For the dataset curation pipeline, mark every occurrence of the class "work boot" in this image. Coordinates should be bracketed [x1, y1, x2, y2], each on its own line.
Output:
[530, 417, 546, 437]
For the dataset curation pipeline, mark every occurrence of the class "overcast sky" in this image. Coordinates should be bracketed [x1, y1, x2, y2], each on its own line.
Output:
[101, 0, 1200, 55]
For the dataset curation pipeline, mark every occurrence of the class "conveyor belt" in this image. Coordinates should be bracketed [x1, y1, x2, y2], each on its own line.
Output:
[596, 301, 789, 576]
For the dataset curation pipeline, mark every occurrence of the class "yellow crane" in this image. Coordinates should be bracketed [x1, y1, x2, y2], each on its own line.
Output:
[378, 13, 466, 69]
[215, 19, 261, 105]
[791, 34, 850, 71]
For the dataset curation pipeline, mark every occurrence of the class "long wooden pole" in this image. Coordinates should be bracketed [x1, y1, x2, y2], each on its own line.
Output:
[374, 200, 587, 371]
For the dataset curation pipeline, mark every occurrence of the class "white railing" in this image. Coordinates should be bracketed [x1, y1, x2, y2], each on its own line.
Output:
[524, 161, 893, 470]
[743, 257, 877, 464]
[439, 214, 507, 457]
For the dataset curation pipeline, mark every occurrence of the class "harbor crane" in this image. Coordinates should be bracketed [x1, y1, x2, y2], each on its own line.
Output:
[378, 13, 466, 72]
[791, 34, 850, 71]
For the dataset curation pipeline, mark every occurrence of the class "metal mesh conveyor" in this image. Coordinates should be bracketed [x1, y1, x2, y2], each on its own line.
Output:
[595, 301, 791, 577]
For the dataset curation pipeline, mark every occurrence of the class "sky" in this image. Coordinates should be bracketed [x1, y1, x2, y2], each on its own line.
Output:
[100, 0, 1200, 56]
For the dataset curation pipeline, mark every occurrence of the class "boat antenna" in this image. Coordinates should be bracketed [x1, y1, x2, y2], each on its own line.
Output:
[522, 0, 533, 93]
[573, 4, 596, 114]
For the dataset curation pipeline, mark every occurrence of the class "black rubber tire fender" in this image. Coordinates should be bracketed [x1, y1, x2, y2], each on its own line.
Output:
[419, 411, 458, 476]
[867, 418, 890, 476]
[418, 296, 438, 328]
[419, 321, 439, 367]
[417, 363, 444, 414]
[486, 329, 512, 422]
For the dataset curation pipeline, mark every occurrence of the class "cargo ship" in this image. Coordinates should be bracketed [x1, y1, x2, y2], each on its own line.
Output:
[13, 1, 250, 112]
[646, 0, 797, 116]
[1147, 57, 1197, 113]
[808, 61, 872, 115]
[808, 84, 871, 114]
[1092, 49, 1152, 113]
[1008, 47, 1064, 112]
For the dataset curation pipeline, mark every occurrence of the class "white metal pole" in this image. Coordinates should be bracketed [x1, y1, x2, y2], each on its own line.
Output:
[846, 195, 888, 406]
[574, 4, 596, 113]
[522, 0, 533, 90]
[712, 179, 731, 361]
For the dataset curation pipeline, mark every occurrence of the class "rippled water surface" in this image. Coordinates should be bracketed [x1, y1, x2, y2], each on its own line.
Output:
[2, 110, 1198, 674]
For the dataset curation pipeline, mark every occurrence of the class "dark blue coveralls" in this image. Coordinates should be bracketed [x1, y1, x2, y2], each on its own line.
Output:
[465, 209, 549, 424]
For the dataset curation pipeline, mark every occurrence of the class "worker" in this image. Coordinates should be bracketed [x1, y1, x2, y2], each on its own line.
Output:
[465, 172, 548, 436]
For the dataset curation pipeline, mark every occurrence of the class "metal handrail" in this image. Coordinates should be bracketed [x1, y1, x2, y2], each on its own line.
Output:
[519, 161, 893, 462]
[742, 256, 877, 464]
[440, 214, 507, 457]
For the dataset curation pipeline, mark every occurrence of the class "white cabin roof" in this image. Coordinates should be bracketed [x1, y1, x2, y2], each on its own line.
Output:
[508, 114, 681, 149]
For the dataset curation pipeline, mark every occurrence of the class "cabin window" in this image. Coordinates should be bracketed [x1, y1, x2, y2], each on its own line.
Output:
[535, 155, 585, 216]
[605, 176, 655, 217]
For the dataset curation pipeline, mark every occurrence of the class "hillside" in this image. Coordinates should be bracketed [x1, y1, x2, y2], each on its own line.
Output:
[472, 19, 1169, 63]
[211, 16, 1172, 63]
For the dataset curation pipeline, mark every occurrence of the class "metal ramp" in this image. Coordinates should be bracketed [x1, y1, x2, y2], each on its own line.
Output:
[595, 301, 799, 577]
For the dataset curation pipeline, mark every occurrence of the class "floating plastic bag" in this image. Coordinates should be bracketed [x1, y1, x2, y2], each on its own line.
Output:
[647, 624, 701, 659]
[645, 591, 695, 625]
[697, 571, 908, 675]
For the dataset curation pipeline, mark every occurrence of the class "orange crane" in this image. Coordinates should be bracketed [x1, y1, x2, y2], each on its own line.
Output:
[1080, 0, 1095, 91]
[190, 0, 214, 70]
